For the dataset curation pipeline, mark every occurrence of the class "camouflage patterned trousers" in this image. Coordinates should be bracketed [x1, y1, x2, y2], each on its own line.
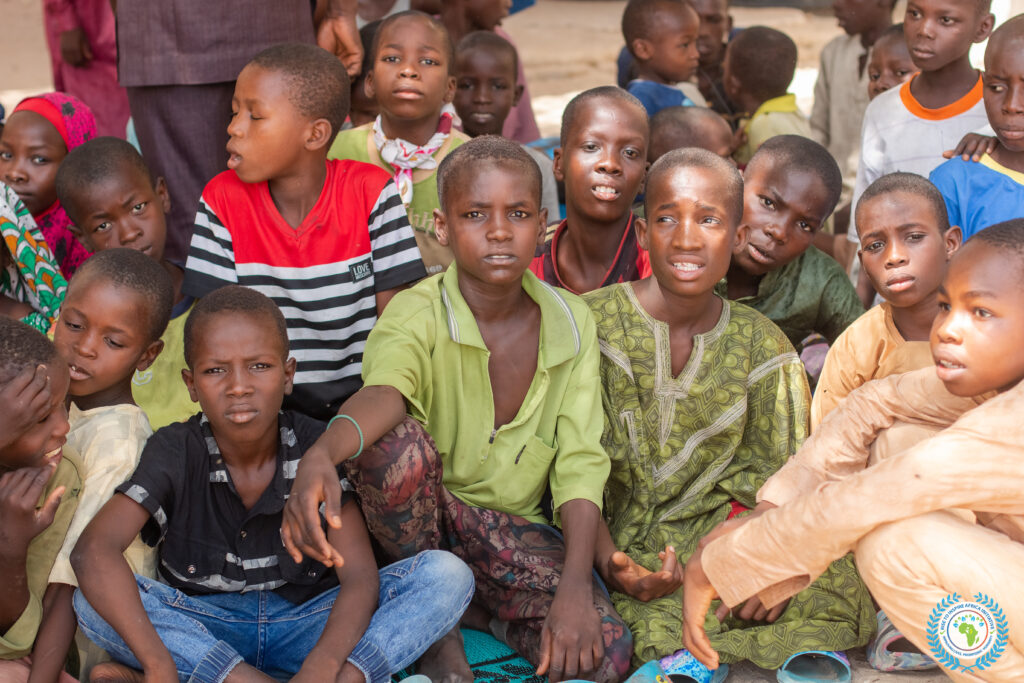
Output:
[345, 417, 633, 682]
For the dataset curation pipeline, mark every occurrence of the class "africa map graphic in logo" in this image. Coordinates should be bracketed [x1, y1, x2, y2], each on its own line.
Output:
[927, 592, 1008, 673]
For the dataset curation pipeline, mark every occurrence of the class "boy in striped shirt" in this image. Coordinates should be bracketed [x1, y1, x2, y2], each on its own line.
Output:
[183, 43, 426, 420]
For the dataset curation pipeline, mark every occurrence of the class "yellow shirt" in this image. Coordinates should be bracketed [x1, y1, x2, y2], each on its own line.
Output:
[133, 302, 197, 429]
[735, 94, 813, 166]
[0, 453, 81, 659]
[811, 302, 934, 429]
[361, 265, 610, 523]
[50, 404, 157, 587]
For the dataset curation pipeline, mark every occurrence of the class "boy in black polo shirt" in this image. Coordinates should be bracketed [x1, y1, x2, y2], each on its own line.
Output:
[70, 286, 474, 683]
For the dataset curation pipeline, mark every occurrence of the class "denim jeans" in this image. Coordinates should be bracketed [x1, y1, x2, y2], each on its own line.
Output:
[74, 550, 474, 683]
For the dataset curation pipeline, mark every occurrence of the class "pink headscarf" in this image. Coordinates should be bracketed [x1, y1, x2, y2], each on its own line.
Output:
[12, 92, 96, 279]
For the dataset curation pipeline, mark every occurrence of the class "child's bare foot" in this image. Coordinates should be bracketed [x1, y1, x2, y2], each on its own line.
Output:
[89, 662, 145, 683]
[418, 627, 474, 683]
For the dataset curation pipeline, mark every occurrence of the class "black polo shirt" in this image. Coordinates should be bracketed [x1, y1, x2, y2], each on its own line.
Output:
[117, 411, 352, 604]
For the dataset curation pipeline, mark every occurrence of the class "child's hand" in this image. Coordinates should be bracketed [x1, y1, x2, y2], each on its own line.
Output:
[536, 590, 604, 682]
[0, 365, 52, 452]
[59, 28, 92, 66]
[681, 545, 720, 670]
[0, 465, 65, 556]
[606, 547, 682, 601]
[281, 447, 345, 568]
[943, 133, 998, 162]
[316, 15, 363, 77]
[714, 594, 789, 624]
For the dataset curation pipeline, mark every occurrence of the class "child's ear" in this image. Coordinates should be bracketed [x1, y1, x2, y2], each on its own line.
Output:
[513, 84, 524, 107]
[364, 69, 377, 100]
[306, 118, 333, 151]
[945, 226, 963, 258]
[181, 368, 199, 403]
[552, 148, 564, 182]
[434, 208, 450, 246]
[443, 75, 457, 104]
[733, 221, 749, 253]
[283, 357, 297, 395]
[631, 39, 654, 62]
[136, 339, 165, 373]
[634, 216, 650, 251]
[154, 177, 171, 214]
[726, 14, 734, 35]
[975, 13, 996, 43]
[536, 208, 548, 244]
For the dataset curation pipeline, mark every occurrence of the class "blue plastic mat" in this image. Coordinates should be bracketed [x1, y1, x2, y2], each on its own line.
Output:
[463, 628, 545, 683]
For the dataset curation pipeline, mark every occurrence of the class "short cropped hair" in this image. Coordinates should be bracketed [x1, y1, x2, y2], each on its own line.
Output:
[436, 135, 541, 211]
[622, 0, 690, 55]
[971, 218, 1024, 262]
[456, 30, 519, 75]
[650, 106, 731, 151]
[183, 286, 289, 368]
[0, 318, 60, 385]
[248, 43, 350, 144]
[646, 147, 744, 221]
[987, 12, 1024, 56]
[56, 137, 153, 224]
[878, 22, 906, 45]
[374, 11, 455, 65]
[726, 26, 798, 102]
[72, 248, 174, 342]
[559, 86, 649, 147]
[749, 135, 843, 213]
[856, 173, 951, 233]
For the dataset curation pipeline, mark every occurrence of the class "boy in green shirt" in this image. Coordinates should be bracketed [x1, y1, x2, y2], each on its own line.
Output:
[280, 136, 631, 683]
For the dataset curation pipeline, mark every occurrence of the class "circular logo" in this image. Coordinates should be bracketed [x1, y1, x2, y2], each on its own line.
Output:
[927, 592, 1008, 673]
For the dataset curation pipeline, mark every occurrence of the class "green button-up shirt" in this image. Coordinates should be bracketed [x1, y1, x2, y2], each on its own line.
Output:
[716, 246, 864, 348]
[362, 265, 610, 524]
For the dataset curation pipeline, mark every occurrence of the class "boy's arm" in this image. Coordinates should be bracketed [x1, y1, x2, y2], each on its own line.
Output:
[282, 385, 408, 567]
[71, 494, 177, 681]
[0, 465, 65, 633]
[367, 178, 429, 318]
[537, 310, 610, 682]
[284, 296, 434, 566]
[537, 499, 603, 683]
[758, 367, 982, 508]
[181, 196, 238, 300]
[701, 379, 1023, 613]
[292, 499, 379, 683]
[26, 583, 75, 683]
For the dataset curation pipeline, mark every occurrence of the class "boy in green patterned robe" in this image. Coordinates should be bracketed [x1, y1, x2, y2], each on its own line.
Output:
[584, 149, 874, 671]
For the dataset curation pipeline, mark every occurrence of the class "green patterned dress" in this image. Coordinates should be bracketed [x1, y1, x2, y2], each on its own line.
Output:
[584, 284, 874, 668]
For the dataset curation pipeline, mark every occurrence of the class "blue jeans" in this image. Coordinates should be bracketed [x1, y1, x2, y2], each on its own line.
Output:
[74, 550, 474, 683]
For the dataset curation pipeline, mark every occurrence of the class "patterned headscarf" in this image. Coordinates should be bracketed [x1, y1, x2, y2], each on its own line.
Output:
[0, 182, 67, 333]
[11, 92, 96, 279]
[373, 103, 456, 207]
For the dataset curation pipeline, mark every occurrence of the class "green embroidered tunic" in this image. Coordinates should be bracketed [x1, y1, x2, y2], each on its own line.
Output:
[584, 284, 874, 667]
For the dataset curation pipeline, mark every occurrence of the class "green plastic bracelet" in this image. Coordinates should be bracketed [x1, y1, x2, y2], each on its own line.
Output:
[328, 414, 363, 459]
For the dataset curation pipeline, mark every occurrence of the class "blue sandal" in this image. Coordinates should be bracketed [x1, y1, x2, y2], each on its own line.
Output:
[658, 648, 729, 683]
[776, 651, 851, 682]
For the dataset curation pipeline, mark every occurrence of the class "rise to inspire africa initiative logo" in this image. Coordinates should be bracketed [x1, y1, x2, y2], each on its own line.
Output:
[927, 592, 1008, 674]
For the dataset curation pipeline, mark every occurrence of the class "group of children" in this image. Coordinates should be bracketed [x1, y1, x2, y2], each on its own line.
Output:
[0, 0, 1022, 682]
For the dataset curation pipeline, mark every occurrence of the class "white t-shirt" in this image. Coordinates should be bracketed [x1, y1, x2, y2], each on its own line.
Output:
[849, 73, 991, 242]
